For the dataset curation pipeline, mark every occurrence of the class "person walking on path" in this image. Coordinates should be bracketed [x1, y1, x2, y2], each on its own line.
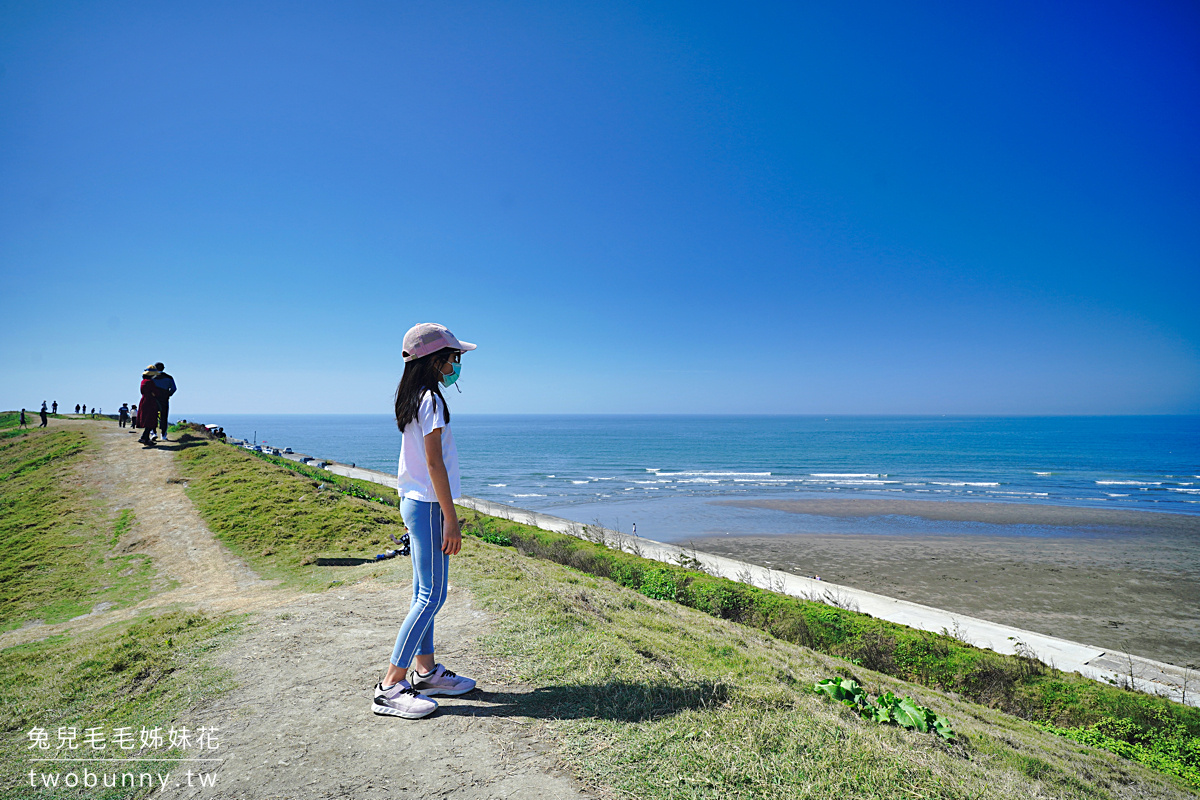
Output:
[373, 323, 478, 720]
[136, 366, 160, 446]
[74, 404, 80, 415]
[51, 401, 57, 414]
[38, 403, 48, 428]
[118, 403, 130, 428]
[152, 362, 177, 441]
[18, 409, 28, 429]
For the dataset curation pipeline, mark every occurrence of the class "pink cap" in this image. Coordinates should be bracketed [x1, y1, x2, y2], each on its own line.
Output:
[401, 323, 477, 362]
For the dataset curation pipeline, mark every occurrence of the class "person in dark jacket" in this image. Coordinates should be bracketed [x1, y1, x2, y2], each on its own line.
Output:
[152, 362, 177, 441]
[51, 401, 57, 414]
[18, 409, 28, 429]
[38, 403, 48, 428]
[137, 366, 160, 446]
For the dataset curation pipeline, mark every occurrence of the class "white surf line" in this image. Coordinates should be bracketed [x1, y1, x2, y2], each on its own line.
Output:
[314, 461, 1197, 707]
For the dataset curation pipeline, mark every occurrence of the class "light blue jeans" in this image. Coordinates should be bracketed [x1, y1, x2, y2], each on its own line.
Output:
[390, 498, 450, 668]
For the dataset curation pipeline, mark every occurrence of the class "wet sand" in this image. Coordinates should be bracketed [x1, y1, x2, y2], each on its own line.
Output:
[696, 500, 1200, 667]
[717, 497, 1200, 533]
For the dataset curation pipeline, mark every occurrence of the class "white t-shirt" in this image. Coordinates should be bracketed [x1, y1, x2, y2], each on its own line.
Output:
[397, 390, 461, 502]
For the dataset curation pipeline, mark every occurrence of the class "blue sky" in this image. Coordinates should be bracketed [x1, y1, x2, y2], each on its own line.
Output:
[1, 0, 1197, 415]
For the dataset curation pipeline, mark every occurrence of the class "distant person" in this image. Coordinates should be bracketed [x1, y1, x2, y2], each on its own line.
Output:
[373, 323, 478, 720]
[136, 365, 160, 446]
[152, 362, 177, 441]
[130, 404, 138, 430]
[118, 403, 130, 428]
[89, 407, 95, 417]
[18, 409, 28, 429]
[75, 404, 80, 414]
[51, 401, 57, 414]
[38, 405, 48, 427]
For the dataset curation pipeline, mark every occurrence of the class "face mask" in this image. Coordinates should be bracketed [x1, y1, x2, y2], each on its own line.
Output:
[441, 362, 461, 387]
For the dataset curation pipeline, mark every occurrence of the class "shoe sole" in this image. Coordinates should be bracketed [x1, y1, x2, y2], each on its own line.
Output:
[413, 684, 476, 697]
[371, 701, 437, 719]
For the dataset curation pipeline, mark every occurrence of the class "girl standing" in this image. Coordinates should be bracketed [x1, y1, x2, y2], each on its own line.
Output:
[373, 323, 478, 719]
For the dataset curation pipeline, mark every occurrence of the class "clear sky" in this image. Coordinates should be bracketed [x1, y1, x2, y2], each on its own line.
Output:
[2, 1, 1197, 415]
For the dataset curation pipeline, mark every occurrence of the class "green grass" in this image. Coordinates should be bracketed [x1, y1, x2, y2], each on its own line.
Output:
[0, 421, 240, 799]
[171, 434, 408, 591]
[110, 510, 134, 547]
[0, 430, 158, 631]
[467, 509, 1200, 790]
[170, 435, 1198, 798]
[451, 542, 1177, 799]
[0, 411, 33, 441]
[0, 611, 241, 800]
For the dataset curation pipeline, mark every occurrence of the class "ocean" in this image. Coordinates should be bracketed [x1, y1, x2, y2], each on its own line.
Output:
[180, 414, 1200, 543]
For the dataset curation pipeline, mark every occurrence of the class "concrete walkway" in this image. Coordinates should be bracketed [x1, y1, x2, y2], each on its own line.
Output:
[317, 462, 1197, 707]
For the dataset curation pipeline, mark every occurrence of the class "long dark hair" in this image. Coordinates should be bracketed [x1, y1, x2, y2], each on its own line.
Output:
[394, 347, 456, 431]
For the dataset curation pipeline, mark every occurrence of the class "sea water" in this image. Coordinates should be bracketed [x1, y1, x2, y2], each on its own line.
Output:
[185, 414, 1200, 542]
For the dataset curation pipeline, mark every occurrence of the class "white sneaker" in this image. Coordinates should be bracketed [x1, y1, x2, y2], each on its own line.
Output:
[372, 681, 437, 719]
[410, 664, 476, 696]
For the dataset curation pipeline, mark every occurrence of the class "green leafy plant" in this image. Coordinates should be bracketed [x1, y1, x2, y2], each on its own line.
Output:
[813, 677, 956, 741]
[464, 516, 513, 547]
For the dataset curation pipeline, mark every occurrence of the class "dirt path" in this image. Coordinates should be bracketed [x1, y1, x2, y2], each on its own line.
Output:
[2, 420, 296, 648]
[173, 581, 592, 799]
[7, 421, 595, 799]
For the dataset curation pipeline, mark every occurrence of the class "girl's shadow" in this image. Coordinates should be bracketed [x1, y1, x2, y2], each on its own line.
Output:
[435, 680, 730, 722]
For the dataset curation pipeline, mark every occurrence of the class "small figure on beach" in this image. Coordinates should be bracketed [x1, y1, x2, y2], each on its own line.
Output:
[51, 401, 57, 414]
[136, 365, 160, 447]
[118, 403, 130, 428]
[130, 404, 138, 430]
[18, 409, 28, 429]
[152, 362, 176, 441]
[373, 323, 478, 720]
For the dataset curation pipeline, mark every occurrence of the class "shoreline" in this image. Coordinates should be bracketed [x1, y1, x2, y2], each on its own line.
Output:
[306, 458, 1198, 704]
[690, 530, 1200, 669]
[716, 496, 1200, 533]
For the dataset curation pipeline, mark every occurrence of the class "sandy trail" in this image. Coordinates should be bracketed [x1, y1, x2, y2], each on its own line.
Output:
[172, 581, 591, 799]
[2, 420, 296, 648]
[5, 420, 593, 799]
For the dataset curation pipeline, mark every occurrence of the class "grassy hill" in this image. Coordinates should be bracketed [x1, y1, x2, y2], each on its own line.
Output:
[1, 416, 1196, 798]
[167, 428, 1198, 798]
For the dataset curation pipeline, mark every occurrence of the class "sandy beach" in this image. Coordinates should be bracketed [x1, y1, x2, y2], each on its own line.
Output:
[695, 499, 1200, 668]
